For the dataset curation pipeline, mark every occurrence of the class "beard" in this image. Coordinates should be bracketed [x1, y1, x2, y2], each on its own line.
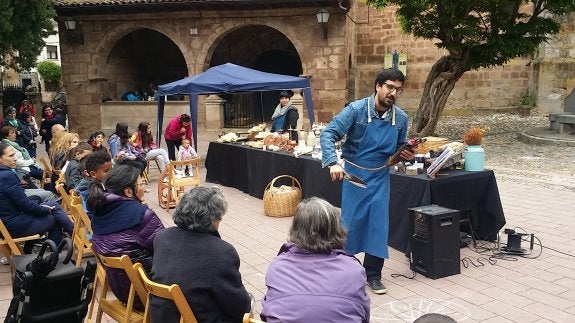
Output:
[377, 93, 395, 110]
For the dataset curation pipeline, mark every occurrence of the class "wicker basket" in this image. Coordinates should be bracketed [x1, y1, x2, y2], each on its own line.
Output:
[263, 175, 302, 217]
[416, 136, 449, 154]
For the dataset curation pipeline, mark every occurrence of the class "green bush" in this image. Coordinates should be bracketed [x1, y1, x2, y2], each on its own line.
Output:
[37, 60, 62, 86]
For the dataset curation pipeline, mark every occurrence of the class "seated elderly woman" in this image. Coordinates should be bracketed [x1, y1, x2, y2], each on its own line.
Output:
[151, 187, 251, 322]
[261, 197, 370, 323]
[0, 143, 73, 245]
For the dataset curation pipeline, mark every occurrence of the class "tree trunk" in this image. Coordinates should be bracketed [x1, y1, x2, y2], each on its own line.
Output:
[409, 56, 467, 137]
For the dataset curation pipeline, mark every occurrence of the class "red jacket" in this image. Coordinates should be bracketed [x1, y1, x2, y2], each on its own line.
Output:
[164, 115, 193, 143]
[19, 104, 36, 117]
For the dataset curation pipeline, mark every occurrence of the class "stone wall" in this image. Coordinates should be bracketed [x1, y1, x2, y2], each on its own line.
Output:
[535, 13, 575, 113]
[59, 2, 541, 137]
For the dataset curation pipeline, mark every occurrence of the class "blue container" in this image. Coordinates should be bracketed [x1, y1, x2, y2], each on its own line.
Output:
[464, 145, 484, 171]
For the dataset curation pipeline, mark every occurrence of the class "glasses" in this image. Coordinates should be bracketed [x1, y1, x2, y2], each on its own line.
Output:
[382, 82, 404, 94]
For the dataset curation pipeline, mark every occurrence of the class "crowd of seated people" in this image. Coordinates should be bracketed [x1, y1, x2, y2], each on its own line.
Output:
[1, 105, 398, 322]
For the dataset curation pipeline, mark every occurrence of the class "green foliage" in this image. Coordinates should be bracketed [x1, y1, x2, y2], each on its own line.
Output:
[37, 60, 61, 85]
[518, 92, 536, 107]
[367, 0, 575, 70]
[0, 0, 56, 70]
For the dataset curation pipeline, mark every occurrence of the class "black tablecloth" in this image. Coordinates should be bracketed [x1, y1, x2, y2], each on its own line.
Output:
[206, 142, 506, 253]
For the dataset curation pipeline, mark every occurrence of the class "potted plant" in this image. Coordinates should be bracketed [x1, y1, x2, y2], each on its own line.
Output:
[463, 127, 485, 171]
[517, 93, 536, 117]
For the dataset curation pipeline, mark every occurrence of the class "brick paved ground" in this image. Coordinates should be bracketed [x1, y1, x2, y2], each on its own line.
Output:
[1, 130, 574, 322]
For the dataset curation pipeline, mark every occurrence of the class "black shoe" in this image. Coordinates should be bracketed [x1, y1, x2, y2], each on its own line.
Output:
[367, 279, 387, 295]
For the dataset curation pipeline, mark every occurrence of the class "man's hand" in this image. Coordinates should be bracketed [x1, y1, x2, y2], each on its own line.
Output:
[329, 164, 345, 182]
[400, 148, 416, 162]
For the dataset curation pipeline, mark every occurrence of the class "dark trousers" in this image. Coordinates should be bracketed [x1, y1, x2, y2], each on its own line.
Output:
[165, 139, 182, 161]
[363, 253, 384, 281]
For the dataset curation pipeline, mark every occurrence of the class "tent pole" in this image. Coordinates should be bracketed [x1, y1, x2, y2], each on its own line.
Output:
[260, 92, 264, 123]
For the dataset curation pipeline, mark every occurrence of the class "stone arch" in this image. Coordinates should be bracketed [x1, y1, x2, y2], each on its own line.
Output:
[89, 23, 190, 80]
[196, 20, 308, 74]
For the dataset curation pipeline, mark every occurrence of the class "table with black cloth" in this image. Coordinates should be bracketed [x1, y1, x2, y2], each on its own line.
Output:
[205, 142, 506, 253]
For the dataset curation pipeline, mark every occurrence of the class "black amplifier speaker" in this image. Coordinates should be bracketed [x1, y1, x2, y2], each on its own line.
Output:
[409, 205, 461, 279]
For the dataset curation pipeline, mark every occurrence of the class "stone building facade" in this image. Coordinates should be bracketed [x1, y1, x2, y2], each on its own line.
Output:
[55, 0, 541, 138]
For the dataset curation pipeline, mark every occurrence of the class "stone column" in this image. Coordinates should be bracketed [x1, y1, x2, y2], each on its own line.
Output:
[291, 89, 304, 130]
[205, 94, 225, 130]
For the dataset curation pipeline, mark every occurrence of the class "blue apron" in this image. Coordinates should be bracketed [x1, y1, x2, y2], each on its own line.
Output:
[342, 103, 398, 259]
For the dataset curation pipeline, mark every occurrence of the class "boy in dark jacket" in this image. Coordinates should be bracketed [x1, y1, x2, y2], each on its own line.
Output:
[73, 150, 113, 217]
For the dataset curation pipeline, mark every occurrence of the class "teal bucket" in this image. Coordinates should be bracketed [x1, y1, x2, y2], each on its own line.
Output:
[464, 145, 484, 171]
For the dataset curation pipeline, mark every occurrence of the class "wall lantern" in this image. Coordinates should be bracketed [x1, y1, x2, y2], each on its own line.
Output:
[64, 19, 84, 44]
[316, 8, 330, 40]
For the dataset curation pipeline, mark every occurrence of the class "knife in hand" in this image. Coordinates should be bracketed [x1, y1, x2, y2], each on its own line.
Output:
[344, 171, 367, 188]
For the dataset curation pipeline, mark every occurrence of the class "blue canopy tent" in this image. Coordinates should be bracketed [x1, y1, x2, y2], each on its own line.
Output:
[156, 63, 315, 150]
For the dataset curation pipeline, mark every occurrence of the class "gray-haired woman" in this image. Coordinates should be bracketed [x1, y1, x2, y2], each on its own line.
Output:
[150, 187, 251, 322]
[261, 197, 370, 323]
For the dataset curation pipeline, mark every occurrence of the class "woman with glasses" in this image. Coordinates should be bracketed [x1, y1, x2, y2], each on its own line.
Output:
[320, 68, 415, 295]
[86, 164, 164, 306]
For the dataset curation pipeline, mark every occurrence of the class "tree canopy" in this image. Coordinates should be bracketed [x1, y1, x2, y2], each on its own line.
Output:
[367, 0, 575, 136]
[0, 0, 56, 71]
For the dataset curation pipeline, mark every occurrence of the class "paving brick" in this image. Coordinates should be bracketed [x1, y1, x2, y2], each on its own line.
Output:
[518, 288, 575, 310]
[483, 300, 540, 322]
[524, 302, 575, 323]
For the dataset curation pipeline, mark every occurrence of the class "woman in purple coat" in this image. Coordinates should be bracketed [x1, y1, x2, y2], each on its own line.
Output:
[261, 197, 370, 323]
[86, 164, 164, 306]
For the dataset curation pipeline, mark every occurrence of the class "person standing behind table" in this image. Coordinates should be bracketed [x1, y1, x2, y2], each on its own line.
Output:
[39, 103, 66, 153]
[131, 121, 170, 173]
[320, 68, 415, 295]
[164, 113, 193, 161]
[261, 197, 370, 323]
[86, 164, 165, 307]
[151, 187, 251, 323]
[0, 143, 73, 245]
[270, 91, 299, 141]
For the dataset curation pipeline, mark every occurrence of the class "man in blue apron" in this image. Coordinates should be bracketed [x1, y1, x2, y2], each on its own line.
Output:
[320, 68, 414, 294]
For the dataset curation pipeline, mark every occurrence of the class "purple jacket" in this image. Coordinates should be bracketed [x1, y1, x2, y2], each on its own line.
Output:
[91, 193, 165, 304]
[261, 243, 370, 323]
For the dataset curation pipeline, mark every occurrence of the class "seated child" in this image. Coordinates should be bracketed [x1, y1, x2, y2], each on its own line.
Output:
[64, 143, 94, 190]
[89, 131, 108, 152]
[74, 150, 113, 217]
[177, 138, 198, 176]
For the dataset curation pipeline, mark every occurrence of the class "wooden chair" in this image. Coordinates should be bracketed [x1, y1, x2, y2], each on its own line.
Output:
[55, 182, 74, 220]
[134, 262, 197, 323]
[243, 313, 266, 323]
[92, 253, 147, 323]
[38, 156, 53, 189]
[69, 198, 93, 266]
[142, 159, 161, 184]
[162, 158, 201, 212]
[0, 218, 41, 273]
[157, 169, 179, 211]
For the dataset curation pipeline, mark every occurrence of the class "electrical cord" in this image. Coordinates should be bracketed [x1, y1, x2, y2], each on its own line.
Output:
[391, 271, 417, 279]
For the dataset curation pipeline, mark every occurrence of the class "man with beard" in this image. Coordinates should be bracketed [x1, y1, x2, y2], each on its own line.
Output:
[320, 68, 414, 295]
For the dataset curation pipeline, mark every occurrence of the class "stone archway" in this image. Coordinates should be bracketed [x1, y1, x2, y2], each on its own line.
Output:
[206, 25, 303, 127]
[100, 28, 187, 100]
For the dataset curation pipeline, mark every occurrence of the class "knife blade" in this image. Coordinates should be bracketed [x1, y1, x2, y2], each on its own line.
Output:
[344, 172, 367, 188]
